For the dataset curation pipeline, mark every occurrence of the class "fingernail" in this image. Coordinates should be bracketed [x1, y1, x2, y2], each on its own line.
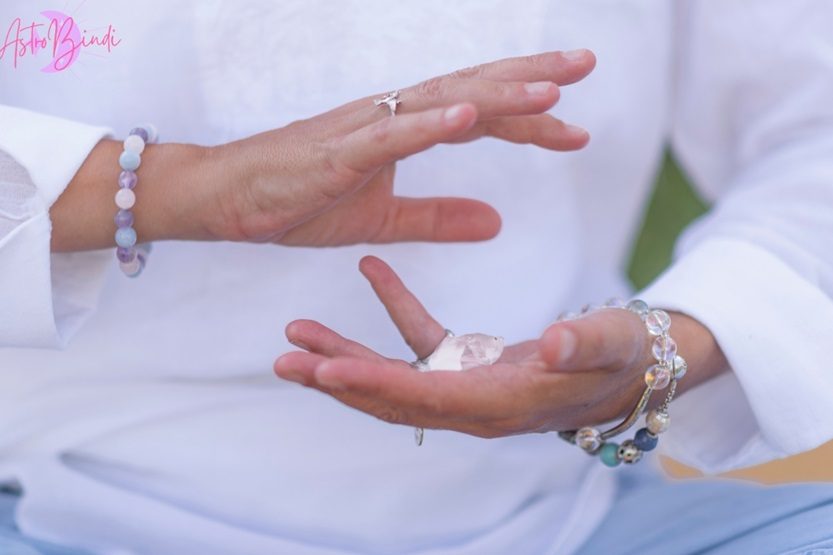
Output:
[566, 124, 589, 137]
[279, 368, 306, 385]
[524, 81, 554, 96]
[315, 363, 345, 390]
[289, 339, 310, 351]
[444, 104, 467, 124]
[562, 49, 588, 62]
[558, 329, 577, 365]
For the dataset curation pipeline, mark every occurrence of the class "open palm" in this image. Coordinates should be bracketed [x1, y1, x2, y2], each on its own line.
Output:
[274, 257, 659, 438]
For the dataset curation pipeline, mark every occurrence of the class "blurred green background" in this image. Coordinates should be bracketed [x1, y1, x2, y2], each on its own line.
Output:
[626, 152, 709, 288]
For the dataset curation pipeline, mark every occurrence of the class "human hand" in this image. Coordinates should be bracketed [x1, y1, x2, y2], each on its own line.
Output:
[50, 51, 595, 252]
[203, 50, 596, 246]
[274, 257, 727, 438]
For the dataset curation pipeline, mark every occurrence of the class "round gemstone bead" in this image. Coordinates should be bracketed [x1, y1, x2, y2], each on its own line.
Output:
[644, 364, 672, 389]
[129, 127, 150, 143]
[626, 299, 649, 317]
[136, 123, 158, 143]
[652, 335, 678, 362]
[617, 439, 642, 464]
[673, 355, 688, 379]
[633, 428, 659, 451]
[116, 246, 136, 263]
[115, 226, 137, 248]
[646, 409, 671, 434]
[119, 151, 141, 171]
[557, 311, 578, 322]
[114, 209, 134, 228]
[119, 257, 142, 277]
[118, 170, 137, 189]
[645, 309, 671, 336]
[605, 297, 626, 308]
[575, 427, 603, 453]
[600, 443, 621, 467]
[115, 188, 136, 210]
[123, 134, 146, 155]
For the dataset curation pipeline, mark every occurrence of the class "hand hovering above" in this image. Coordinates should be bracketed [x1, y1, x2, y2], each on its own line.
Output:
[52, 50, 596, 251]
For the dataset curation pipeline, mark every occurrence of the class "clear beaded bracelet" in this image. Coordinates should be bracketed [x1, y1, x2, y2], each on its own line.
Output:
[114, 124, 158, 277]
[557, 299, 687, 467]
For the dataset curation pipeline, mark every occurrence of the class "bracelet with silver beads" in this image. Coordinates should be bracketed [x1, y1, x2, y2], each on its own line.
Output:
[557, 299, 687, 467]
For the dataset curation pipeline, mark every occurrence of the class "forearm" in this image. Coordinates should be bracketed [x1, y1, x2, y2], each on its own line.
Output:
[49, 140, 216, 252]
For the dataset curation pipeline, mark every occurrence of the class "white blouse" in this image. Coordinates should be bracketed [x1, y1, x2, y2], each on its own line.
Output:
[1, 1, 832, 554]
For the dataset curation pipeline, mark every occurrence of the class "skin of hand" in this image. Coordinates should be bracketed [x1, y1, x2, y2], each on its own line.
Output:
[274, 256, 730, 439]
[50, 50, 596, 252]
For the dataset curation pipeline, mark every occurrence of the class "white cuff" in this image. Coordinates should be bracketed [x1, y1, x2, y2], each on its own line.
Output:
[0, 106, 113, 348]
[638, 237, 833, 474]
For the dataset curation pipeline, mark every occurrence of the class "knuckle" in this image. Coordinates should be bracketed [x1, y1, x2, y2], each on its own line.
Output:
[523, 53, 548, 68]
[372, 202, 399, 243]
[416, 76, 446, 100]
[376, 405, 405, 425]
[450, 65, 483, 80]
[370, 116, 394, 144]
[322, 140, 361, 186]
[283, 117, 310, 134]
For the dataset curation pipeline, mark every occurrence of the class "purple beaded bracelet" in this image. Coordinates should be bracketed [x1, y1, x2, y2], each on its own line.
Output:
[114, 124, 158, 277]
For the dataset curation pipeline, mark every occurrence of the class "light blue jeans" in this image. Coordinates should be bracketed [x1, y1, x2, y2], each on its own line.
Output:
[575, 470, 833, 555]
[2, 474, 832, 554]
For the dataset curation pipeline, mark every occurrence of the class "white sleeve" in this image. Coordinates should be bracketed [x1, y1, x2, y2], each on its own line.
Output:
[0, 105, 113, 349]
[638, 0, 833, 474]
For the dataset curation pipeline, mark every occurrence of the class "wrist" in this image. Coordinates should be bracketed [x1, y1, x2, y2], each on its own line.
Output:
[199, 133, 313, 243]
[134, 141, 215, 243]
[51, 139, 215, 251]
[195, 139, 264, 242]
[665, 311, 729, 394]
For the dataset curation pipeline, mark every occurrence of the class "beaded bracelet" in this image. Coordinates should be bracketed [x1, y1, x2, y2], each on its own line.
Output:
[114, 124, 158, 277]
[557, 299, 687, 467]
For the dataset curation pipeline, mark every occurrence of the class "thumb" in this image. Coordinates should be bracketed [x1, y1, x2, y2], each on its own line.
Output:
[372, 197, 501, 243]
[538, 308, 646, 372]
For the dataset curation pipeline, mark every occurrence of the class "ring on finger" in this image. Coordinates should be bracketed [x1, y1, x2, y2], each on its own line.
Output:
[373, 90, 401, 116]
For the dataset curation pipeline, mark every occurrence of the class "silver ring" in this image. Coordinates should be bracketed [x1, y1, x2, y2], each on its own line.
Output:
[409, 329, 454, 369]
[410, 329, 454, 446]
[373, 90, 401, 116]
